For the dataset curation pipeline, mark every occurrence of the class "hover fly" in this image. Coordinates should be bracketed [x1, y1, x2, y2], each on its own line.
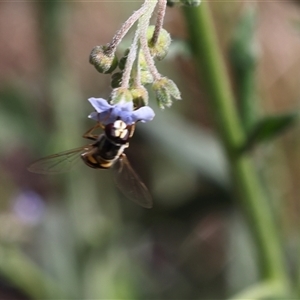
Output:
[28, 120, 153, 208]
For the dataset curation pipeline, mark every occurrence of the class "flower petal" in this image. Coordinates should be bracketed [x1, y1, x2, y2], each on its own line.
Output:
[88, 111, 98, 121]
[88, 110, 116, 125]
[88, 97, 154, 125]
[120, 112, 135, 125]
[112, 101, 133, 115]
[131, 106, 155, 123]
[120, 101, 134, 111]
[88, 97, 112, 112]
[110, 102, 134, 124]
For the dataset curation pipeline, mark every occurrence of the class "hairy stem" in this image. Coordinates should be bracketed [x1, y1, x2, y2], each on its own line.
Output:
[139, 0, 161, 80]
[106, 2, 149, 55]
[121, 27, 140, 88]
[151, 0, 167, 45]
[133, 42, 142, 88]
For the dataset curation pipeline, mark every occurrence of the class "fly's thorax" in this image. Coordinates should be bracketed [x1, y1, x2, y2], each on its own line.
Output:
[105, 120, 135, 145]
[81, 134, 129, 169]
[80, 121, 134, 170]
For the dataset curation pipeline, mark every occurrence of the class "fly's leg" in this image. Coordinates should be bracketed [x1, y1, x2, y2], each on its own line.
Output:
[128, 123, 135, 138]
[82, 123, 104, 141]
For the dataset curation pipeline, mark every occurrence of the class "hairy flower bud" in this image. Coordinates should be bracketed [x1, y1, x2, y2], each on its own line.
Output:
[140, 70, 154, 85]
[137, 51, 153, 84]
[111, 72, 123, 88]
[130, 86, 149, 107]
[152, 77, 181, 109]
[110, 87, 133, 104]
[89, 45, 118, 74]
[119, 49, 130, 70]
[147, 26, 171, 60]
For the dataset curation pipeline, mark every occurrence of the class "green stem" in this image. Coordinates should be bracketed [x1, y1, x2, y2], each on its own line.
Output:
[182, 2, 289, 292]
[39, 2, 82, 297]
[0, 246, 67, 299]
[229, 281, 288, 300]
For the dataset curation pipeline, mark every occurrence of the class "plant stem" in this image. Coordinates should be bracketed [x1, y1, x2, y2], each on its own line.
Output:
[151, 0, 167, 45]
[106, 2, 149, 55]
[0, 246, 67, 299]
[182, 2, 289, 292]
[121, 27, 140, 88]
[139, 0, 161, 81]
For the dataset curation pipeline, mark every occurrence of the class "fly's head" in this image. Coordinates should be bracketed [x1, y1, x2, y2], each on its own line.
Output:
[105, 120, 135, 144]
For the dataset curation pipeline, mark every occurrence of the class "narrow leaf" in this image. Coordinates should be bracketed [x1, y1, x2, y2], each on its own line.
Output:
[229, 6, 259, 132]
[241, 113, 298, 152]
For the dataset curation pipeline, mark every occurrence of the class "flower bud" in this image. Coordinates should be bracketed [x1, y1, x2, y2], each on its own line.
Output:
[140, 70, 154, 85]
[152, 77, 181, 109]
[130, 86, 149, 107]
[89, 45, 118, 74]
[111, 72, 123, 88]
[147, 26, 171, 60]
[119, 49, 130, 70]
[110, 87, 133, 104]
[137, 51, 154, 84]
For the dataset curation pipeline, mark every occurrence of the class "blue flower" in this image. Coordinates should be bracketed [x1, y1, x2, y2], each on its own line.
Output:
[88, 97, 155, 125]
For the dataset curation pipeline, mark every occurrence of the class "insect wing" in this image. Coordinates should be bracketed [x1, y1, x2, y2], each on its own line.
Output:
[113, 154, 153, 208]
[28, 146, 92, 174]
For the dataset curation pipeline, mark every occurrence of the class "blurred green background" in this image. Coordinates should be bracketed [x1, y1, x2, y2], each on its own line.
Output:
[0, 1, 300, 299]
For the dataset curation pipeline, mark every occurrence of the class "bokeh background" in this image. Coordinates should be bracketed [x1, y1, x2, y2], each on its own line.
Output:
[0, 1, 300, 299]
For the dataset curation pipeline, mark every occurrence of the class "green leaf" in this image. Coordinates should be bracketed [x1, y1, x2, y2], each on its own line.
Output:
[229, 6, 258, 73]
[240, 113, 298, 152]
[229, 6, 259, 132]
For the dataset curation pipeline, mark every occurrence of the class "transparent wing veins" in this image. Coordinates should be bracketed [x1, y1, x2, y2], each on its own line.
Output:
[113, 154, 153, 208]
[28, 146, 92, 174]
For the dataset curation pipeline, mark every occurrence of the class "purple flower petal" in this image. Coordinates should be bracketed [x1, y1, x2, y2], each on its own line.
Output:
[88, 111, 98, 120]
[113, 101, 133, 114]
[109, 102, 135, 124]
[88, 97, 155, 125]
[132, 106, 155, 123]
[88, 97, 112, 112]
[88, 110, 116, 124]
[121, 101, 134, 111]
[120, 112, 135, 125]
